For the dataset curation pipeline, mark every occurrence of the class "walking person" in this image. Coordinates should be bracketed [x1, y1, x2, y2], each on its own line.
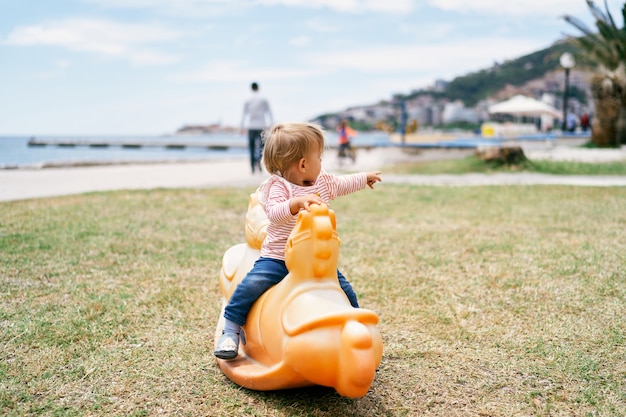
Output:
[580, 112, 590, 132]
[241, 82, 273, 173]
[566, 112, 577, 133]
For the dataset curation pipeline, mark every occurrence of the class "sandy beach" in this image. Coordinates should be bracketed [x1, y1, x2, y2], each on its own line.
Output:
[2, 145, 626, 203]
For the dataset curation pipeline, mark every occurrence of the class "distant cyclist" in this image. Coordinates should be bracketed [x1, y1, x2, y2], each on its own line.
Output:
[336, 119, 356, 164]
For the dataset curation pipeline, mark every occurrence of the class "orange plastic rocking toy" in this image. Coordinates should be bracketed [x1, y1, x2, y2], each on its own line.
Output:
[215, 192, 383, 398]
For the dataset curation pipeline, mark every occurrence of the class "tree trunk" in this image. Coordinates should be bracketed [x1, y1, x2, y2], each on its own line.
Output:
[590, 75, 624, 147]
[616, 107, 626, 146]
[475, 146, 527, 165]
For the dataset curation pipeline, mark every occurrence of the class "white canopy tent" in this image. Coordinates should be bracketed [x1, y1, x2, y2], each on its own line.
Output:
[488, 95, 561, 118]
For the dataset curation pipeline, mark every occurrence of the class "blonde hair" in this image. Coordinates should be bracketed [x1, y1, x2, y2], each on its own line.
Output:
[262, 122, 325, 175]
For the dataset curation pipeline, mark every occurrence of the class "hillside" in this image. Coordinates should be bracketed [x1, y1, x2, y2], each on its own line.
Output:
[314, 40, 590, 129]
[408, 41, 581, 106]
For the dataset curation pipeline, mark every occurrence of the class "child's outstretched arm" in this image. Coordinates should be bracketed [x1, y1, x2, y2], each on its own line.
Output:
[328, 170, 382, 198]
[366, 171, 382, 189]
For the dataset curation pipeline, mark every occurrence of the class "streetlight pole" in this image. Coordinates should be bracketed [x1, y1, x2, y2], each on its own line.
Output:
[560, 52, 576, 132]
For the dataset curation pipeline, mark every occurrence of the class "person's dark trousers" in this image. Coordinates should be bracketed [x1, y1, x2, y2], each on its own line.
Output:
[248, 129, 264, 173]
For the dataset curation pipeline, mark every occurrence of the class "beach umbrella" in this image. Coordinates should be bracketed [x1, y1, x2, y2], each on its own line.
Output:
[488, 95, 561, 118]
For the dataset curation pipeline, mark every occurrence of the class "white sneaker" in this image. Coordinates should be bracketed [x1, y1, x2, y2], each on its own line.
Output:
[214, 332, 239, 360]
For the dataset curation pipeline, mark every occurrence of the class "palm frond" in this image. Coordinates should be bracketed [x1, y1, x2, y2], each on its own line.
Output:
[576, 33, 612, 55]
[586, 0, 609, 24]
[577, 37, 617, 68]
[564, 1, 626, 71]
[604, 0, 618, 29]
[563, 15, 595, 37]
[596, 20, 623, 46]
[595, 7, 626, 69]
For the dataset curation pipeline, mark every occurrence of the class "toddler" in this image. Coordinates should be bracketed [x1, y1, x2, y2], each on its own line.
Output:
[214, 122, 382, 360]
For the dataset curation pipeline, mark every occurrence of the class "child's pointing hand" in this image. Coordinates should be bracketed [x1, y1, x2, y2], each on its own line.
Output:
[366, 171, 382, 189]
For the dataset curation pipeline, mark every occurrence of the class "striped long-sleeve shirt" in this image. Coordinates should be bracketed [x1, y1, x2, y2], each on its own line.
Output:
[258, 170, 367, 260]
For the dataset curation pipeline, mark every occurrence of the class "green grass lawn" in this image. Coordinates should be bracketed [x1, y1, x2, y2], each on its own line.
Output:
[384, 155, 626, 176]
[1, 185, 625, 416]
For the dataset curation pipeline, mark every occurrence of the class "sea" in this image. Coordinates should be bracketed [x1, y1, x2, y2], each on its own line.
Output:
[0, 132, 391, 169]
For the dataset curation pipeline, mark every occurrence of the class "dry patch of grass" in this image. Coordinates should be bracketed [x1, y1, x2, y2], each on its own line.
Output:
[1, 185, 624, 416]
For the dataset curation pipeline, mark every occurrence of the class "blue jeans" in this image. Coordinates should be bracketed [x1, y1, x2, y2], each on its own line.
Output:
[223, 257, 359, 326]
[247, 129, 264, 173]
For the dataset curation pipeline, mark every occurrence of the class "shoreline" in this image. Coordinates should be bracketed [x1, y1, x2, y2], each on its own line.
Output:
[1, 133, 597, 171]
[0, 146, 474, 171]
[0, 156, 246, 171]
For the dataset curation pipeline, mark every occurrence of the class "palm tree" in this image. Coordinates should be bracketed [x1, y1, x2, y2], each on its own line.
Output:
[564, 0, 626, 147]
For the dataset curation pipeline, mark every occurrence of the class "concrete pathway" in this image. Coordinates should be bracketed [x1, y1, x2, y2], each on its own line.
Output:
[1, 146, 626, 203]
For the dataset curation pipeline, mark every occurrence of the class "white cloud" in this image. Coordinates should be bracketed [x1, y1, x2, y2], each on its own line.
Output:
[303, 18, 341, 33]
[398, 21, 455, 39]
[81, 0, 416, 15]
[255, 0, 415, 13]
[80, 0, 245, 18]
[289, 36, 311, 47]
[81, 0, 230, 8]
[173, 60, 319, 83]
[77, 0, 625, 18]
[56, 59, 72, 69]
[27, 59, 73, 79]
[3, 18, 181, 65]
[427, 0, 623, 17]
[306, 37, 545, 77]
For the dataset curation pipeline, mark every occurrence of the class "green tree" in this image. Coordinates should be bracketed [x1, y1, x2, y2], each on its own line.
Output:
[564, 0, 626, 147]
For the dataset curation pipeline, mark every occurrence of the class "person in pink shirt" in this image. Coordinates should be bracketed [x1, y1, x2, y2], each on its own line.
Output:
[337, 119, 357, 163]
[214, 122, 382, 360]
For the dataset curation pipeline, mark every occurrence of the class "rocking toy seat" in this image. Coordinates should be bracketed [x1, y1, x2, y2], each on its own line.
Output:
[215, 194, 382, 398]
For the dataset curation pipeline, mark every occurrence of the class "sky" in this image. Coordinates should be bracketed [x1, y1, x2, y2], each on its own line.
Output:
[0, 0, 622, 135]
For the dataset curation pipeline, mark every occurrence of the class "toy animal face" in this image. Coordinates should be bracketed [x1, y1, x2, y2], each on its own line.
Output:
[285, 204, 339, 278]
[245, 192, 269, 249]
